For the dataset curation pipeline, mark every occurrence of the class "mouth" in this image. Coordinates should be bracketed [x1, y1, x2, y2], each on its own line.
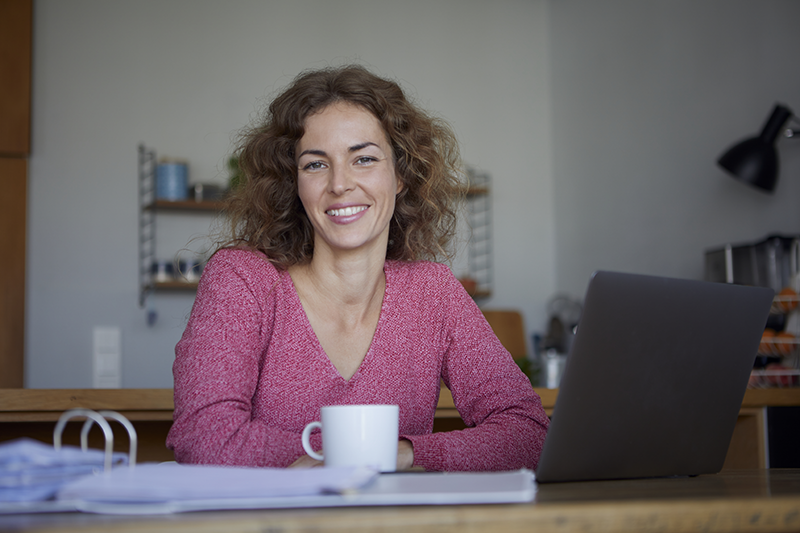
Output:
[326, 206, 368, 217]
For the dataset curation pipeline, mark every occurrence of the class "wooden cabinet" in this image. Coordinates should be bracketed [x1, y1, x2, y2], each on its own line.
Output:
[0, 158, 26, 388]
[0, 0, 32, 388]
[0, 0, 32, 156]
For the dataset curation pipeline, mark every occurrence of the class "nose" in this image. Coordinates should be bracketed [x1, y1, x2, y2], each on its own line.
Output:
[328, 163, 355, 195]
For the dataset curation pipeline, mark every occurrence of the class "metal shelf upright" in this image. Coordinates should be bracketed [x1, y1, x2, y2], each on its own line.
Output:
[466, 168, 492, 298]
[138, 144, 157, 309]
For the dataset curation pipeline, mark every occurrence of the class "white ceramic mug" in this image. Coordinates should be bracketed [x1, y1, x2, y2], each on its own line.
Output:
[301, 404, 399, 472]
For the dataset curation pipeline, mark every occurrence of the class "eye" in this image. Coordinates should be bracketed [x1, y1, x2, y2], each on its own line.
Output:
[302, 160, 326, 171]
[355, 156, 378, 165]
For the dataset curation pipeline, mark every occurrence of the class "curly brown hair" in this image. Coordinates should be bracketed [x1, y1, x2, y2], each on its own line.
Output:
[222, 65, 464, 268]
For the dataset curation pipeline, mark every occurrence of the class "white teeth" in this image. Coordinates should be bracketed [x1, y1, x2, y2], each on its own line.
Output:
[327, 206, 367, 217]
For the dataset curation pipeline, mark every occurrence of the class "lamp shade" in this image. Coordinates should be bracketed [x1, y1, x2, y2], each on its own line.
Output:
[717, 104, 793, 192]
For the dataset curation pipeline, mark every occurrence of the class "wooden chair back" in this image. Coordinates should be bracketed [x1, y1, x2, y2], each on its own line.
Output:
[481, 309, 527, 360]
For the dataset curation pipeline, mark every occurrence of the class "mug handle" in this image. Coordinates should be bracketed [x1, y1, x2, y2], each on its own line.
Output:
[301, 421, 324, 461]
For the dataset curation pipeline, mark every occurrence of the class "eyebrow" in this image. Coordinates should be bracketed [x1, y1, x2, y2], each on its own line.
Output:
[348, 142, 379, 153]
[297, 142, 380, 159]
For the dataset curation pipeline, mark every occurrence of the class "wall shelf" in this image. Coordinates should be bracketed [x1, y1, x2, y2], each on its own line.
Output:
[144, 199, 224, 212]
[138, 144, 222, 322]
[152, 281, 200, 290]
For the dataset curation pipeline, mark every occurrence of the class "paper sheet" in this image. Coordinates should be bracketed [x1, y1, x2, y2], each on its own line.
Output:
[58, 463, 377, 502]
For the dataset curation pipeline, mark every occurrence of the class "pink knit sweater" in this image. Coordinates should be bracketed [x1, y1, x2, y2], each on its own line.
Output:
[166, 248, 549, 471]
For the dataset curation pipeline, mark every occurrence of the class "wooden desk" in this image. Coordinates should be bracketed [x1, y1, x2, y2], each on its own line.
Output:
[1, 388, 798, 466]
[0, 469, 798, 532]
[0, 389, 176, 463]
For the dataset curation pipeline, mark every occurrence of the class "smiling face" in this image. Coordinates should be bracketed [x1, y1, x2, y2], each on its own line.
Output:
[296, 102, 401, 260]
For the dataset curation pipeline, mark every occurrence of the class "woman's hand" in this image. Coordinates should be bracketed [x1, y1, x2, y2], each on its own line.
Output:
[397, 439, 415, 471]
[288, 454, 324, 468]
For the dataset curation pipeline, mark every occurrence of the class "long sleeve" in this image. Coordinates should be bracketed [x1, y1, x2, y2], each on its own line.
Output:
[166, 250, 319, 467]
[401, 268, 550, 472]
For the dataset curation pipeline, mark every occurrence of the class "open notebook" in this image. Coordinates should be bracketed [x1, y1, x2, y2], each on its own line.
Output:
[50, 464, 534, 514]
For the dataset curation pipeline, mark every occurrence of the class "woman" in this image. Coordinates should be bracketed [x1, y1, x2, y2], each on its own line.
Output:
[166, 65, 549, 471]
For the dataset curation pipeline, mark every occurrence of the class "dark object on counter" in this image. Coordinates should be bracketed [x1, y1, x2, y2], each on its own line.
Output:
[765, 313, 786, 332]
[753, 355, 782, 369]
[767, 406, 800, 468]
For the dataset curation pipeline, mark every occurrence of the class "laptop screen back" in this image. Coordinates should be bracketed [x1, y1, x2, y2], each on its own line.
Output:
[535, 271, 773, 483]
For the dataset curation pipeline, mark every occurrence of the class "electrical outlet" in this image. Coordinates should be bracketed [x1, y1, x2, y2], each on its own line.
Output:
[93, 326, 121, 388]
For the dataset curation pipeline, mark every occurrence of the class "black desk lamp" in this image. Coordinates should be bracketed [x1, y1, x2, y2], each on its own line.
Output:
[717, 103, 798, 192]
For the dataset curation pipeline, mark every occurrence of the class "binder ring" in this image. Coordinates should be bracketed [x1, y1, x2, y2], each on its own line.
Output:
[53, 409, 138, 472]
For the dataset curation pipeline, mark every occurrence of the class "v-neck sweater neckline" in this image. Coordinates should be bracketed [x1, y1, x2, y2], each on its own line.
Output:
[286, 264, 392, 384]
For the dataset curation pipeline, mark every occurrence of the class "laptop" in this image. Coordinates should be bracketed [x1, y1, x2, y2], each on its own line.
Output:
[535, 270, 773, 483]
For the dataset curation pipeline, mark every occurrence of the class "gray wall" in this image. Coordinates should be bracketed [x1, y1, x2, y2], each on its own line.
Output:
[551, 1, 800, 297]
[26, 0, 554, 387]
[25, 1, 800, 388]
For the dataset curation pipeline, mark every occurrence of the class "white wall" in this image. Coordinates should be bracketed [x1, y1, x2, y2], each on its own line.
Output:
[550, 1, 800, 298]
[26, 0, 554, 387]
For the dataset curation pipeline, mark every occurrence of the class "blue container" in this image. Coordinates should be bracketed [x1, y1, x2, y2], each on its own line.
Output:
[156, 162, 188, 200]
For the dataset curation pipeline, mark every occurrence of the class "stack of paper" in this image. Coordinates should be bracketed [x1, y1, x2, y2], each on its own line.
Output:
[54, 465, 535, 515]
[0, 438, 128, 504]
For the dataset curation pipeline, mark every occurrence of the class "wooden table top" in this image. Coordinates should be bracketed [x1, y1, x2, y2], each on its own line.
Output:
[1, 387, 797, 421]
[1, 389, 799, 532]
[0, 469, 798, 533]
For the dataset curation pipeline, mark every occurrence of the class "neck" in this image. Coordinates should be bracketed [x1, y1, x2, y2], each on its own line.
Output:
[290, 242, 388, 319]
[310, 255, 385, 305]
[302, 232, 390, 303]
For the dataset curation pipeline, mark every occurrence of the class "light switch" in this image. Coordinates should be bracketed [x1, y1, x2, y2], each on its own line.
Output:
[93, 326, 121, 388]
